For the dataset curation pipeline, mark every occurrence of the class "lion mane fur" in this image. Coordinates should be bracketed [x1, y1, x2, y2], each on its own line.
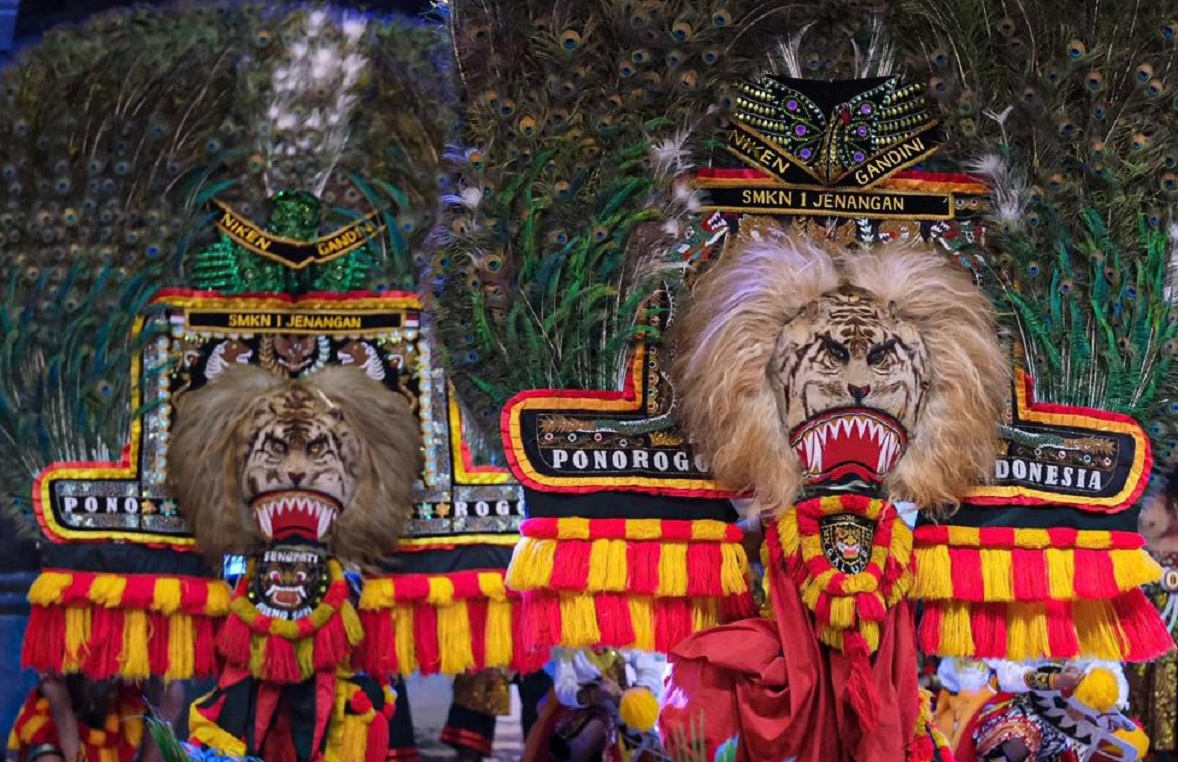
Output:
[168, 364, 422, 565]
[671, 223, 1009, 516]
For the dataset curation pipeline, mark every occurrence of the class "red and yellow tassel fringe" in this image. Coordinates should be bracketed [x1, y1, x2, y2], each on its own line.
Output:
[914, 526, 1174, 661]
[7, 686, 145, 762]
[355, 569, 545, 676]
[505, 518, 754, 653]
[22, 569, 231, 681]
[218, 559, 363, 684]
[769, 495, 914, 654]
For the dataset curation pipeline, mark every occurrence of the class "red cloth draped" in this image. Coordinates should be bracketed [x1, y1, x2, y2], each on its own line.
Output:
[659, 560, 919, 762]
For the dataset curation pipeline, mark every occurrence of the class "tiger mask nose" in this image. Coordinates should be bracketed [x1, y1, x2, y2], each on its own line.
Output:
[847, 384, 871, 404]
[288, 471, 306, 486]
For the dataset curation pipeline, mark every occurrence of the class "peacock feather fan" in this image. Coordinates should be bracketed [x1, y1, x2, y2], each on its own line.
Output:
[904, 0, 1178, 467]
[430, 0, 842, 444]
[0, 2, 456, 537]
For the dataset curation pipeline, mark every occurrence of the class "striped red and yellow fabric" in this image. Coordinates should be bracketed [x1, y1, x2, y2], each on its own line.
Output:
[913, 526, 1173, 661]
[355, 569, 545, 676]
[22, 569, 232, 681]
[505, 517, 754, 653]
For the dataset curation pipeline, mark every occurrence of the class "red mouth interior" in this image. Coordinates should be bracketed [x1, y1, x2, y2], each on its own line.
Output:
[790, 408, 908, 485]
[272, 589, 304, 607]
[251, 490, 342, 542]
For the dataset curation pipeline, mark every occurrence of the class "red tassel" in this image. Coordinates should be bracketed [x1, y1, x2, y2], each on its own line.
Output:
[814, 591, 832, 626]
[216, 615, 253, 666]
[549, 541, 591, 591]
[1045, 600, 1079, 657]
[467, 598, 489, 669]
[264, 635, 302, 684]
[627, 542, 660, 595]
[1073, 550, 1118, 599]
[121, 576, 155, 608]
[970, 602, 1006, 658]
[949, 548, 984, 601]
[313, 613, 352, 671]
[595, 594, 636, 647]
[194, 616, 218, 677]
[685, 544, 723, 596]
[367, 703, 390, 762]
[720, 593, 755, 622]
[354, 612, 386, 675]
[1011, 549, 1049, 601]
[654, 598, 692, 652]
[1114, 590, 1176, 661]
[842, 632, 879, 733]
[413, 602, 441, 675]
[89, 608, 123, 677]
[148, 612, 170, 675]
[22, 606, 65, 672]
[180, 578, 210, 614]
[856, 592, 886, 622]
[915, 603, 943, 654]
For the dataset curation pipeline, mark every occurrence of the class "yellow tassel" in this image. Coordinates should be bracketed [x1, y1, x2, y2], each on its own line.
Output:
[719, 544, 749, 595]
[892, 524, 913, 564]
[438, 600, 475, 675]
[776, 513, 800, 555]
[801, 580, 823, 610]
[559, 594, 601, 647]
[799, 533, 823, 563]
[271, 619, 301, 640]
[691, 521, 729, 541]
[341, 602, 365, 647]
[939, 602, 975, 656]
[359, 578, 395, 610]
[912, 546, 952, 599]
[618, 687, 660, 732]
[980, 549, 1014, 602]
[692, 599, 719, 631]
[657, 543, 688, 597]
[120, 609, 150, 680]
[249, 634, 266, 676]
[1074, 666, 1121, 712]
[559, 517, 592, 539]
[427, 577, 455, 606]
[394, 606, 417, 675]
[90, 575, 127, 607]
[1075, 531, 1113, 550]
[829, 596, 856, 629]
[152, 578, 182, 615]
[946, 526, 981, 546]
[123, 712, 144, 749]
[165, 613, 194, 681]
[63, 606, 91, 672]
[206, 581, 233, 616]
[508, 539, 555, 590]
[1005, 603, 1049, 661]
[586, 540, 611, 592]
[625, 519, 663, 540]
[28, 571, 73, 605]
[1014, 529, 1051, 549]
[1045, 548, 1075, 599]
[1074, 599, 1129, 659]
[605, 539, 629, 593]
[478, 572, 506, 600]
[860, 620, 880, 652]
[629, 598, 655, 650]
[296, 636, 315, 677]
[1112, 549, 1162, 591]
[484, 599, 514, 668]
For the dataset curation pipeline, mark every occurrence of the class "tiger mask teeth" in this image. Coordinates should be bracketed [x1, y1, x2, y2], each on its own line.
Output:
[249, 490, 343, 543]
[789, 407, 909, 487]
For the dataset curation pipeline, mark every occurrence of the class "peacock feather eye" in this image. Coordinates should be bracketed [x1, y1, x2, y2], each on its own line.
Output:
[931, 49, 951, 67]
[929, 77, 948, 97]
[560, 30, 582, 51]
[1137, 63, 1155, 83]
[1146, 79, 1166, 98]
[712, 9, 733, 27]
[701, 48, 720, 65]
[1131, 132, 1150, 150]
[619, 59, 636, 78]
[1090, 103, 1107, 120]
[1162, 20, 1178, 39]
[1161, 172, 1178, 194]
[671, 20, 693, 42]
[1084, 70, 1104, 91]
[996, 17, 1016, 36]
[255, 29, 272, 47]
[958, 118, 978, 137]
[1065, 39, 1087, 59]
